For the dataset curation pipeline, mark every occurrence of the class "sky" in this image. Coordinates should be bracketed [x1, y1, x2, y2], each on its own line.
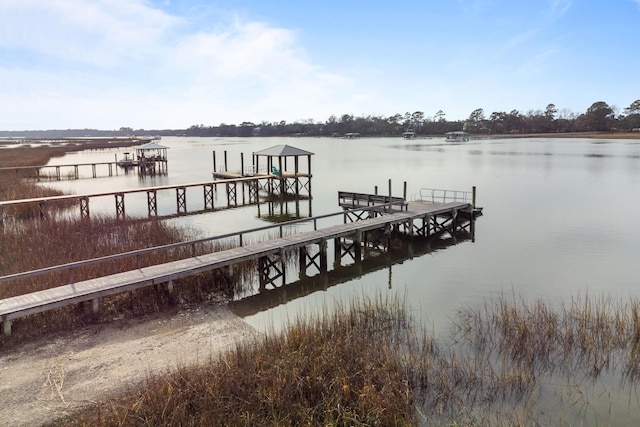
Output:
[1, 0, 639, 131]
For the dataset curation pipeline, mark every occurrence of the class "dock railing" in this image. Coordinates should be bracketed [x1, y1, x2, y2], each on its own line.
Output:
[338, 191, 408, 211]
[415, 188, 472, 204]
[0, 202, 402, 288]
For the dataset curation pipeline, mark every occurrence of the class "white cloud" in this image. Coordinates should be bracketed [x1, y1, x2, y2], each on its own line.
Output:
[0, 0, 356, 129]
[0, 0, 180, 66]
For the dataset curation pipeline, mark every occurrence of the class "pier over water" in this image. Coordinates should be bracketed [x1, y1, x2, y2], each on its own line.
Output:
[0, 190, 480, 335]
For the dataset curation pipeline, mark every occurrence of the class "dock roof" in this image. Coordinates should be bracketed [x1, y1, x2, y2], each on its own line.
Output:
[136, 141, 169, 150]
[254, 144, 313, 157]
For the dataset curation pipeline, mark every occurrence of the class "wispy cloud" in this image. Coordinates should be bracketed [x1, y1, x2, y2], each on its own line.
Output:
[0, 0, 180, 66]
[548, 0, 572, 20]
[0, 0, 353, 128]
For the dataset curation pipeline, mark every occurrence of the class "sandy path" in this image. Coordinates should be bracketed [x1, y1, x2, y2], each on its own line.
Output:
[0, 303, 258, 427]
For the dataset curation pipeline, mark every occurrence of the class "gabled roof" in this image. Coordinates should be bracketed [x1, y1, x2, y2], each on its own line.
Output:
[254, 144, 314, 157]
[136, 142, 169, 150]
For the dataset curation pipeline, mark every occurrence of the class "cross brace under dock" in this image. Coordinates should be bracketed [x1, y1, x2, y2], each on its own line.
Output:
[0, 198, 478, 335]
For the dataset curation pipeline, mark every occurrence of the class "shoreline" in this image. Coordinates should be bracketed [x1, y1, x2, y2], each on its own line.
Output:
[0, 302, 258, 427]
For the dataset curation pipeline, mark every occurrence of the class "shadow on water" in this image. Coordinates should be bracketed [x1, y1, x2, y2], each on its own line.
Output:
[230, 228, 474, 317]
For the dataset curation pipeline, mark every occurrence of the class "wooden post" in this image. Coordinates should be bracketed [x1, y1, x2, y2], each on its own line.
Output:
[212, 151, 217, 173]
[3, 318, 11, 336]
[299, 247, 307, 278]
[240, 153, 245, 176]
[278, 156, 284, 196]
[224, 150, 228, 172]
[472, 186, 477, 208]
[374, 185, 378, 195]
[319, 239, 328, 272]
[294, 156, 300, 196]
[355, 230, 362, 262]
[403, 181, 407, 202]
[388, 179, 392, 212]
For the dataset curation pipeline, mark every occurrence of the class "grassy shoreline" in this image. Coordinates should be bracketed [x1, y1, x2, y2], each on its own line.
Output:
[53, 294, 640, 426]
[4, 137, 640, 424]
[0, 141, 238, 344]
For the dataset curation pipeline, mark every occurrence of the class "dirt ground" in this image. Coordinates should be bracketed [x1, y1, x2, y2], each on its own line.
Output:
[0, 303, 259, 427]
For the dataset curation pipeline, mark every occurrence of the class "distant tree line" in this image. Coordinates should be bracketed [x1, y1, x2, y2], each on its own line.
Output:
[1, 99, 639, 138]
[182, 99, 640, 137]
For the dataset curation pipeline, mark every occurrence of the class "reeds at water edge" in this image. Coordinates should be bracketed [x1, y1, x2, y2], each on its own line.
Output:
[54, 293, 640, 425]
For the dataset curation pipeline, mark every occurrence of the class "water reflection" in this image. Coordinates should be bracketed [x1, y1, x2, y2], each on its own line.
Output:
[231, 229, 474, 317]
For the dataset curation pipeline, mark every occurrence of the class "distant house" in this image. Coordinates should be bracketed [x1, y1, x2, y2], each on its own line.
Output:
[402, 131, 416, 140]
[344, 133, 361, 139]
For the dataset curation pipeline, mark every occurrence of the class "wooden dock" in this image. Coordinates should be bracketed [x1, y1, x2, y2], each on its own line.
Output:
[0, 174, 309, 225]
[0, 196, 478, 335]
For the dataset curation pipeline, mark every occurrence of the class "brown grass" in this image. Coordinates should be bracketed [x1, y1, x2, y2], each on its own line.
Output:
[0, 215, 243, 344]
[0, 141, 141, 218]
[0, 141, 249, 344]
[50, 294, 640, 426]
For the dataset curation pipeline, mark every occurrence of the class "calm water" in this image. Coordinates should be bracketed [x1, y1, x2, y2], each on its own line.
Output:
[42, 136, 640, 331]
[42, 138, 640, 327]
[40, 136, 640, 421]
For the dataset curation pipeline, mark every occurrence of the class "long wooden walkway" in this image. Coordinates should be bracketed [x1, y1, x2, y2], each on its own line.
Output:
[0, 175, 298, 225]
[0, 199, 476, 335]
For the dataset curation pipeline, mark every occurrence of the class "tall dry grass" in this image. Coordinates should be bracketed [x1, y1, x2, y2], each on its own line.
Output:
[1, 142, 140, 218]
[55, 295, 421, 426]
[0, 215, 243, 344]
[54, 294, 640, 426]
[0, 140, 246, 344]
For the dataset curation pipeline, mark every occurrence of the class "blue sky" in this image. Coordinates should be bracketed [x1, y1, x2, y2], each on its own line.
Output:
[1, 0, 639, 130]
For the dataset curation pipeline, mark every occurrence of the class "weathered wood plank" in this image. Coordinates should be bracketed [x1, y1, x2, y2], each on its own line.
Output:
[0, 200, 473, 329]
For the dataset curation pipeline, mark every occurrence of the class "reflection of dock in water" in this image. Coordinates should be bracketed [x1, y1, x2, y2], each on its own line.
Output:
[230, 228, 474, 317]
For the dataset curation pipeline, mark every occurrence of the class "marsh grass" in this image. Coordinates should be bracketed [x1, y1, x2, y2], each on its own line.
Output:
[0, 141, 259, 343]
[52, 294, 640, 426]
[55, 295, 421, 426]
[1, 142, 139, 219]
[454, 294, 640, 384]
[0, 214, 253, 344]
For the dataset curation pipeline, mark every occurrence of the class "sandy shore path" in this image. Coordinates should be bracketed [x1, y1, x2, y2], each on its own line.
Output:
[0, 303, 258, 427]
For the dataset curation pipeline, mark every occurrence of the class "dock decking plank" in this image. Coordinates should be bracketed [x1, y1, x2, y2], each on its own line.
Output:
[1, 200, 473, 326]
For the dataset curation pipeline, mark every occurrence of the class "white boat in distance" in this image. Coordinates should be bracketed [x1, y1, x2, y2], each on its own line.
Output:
[445, 131, 469, 142]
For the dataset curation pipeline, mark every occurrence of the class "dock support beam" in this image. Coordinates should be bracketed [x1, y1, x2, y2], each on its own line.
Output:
[39, 200, 48, 220]
[258, 251, 286, 290]
[147, 190, 158, 216]
[79, 197, 90, 219]
[204, 184, 214, 210]
[226, 183, 237, 206]
[176, 187, 186, 213]
[3, 318, 11, 336]
[115, 193, 125, 219]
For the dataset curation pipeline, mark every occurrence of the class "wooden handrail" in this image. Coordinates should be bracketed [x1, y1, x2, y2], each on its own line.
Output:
[0, 202, 402, 285]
